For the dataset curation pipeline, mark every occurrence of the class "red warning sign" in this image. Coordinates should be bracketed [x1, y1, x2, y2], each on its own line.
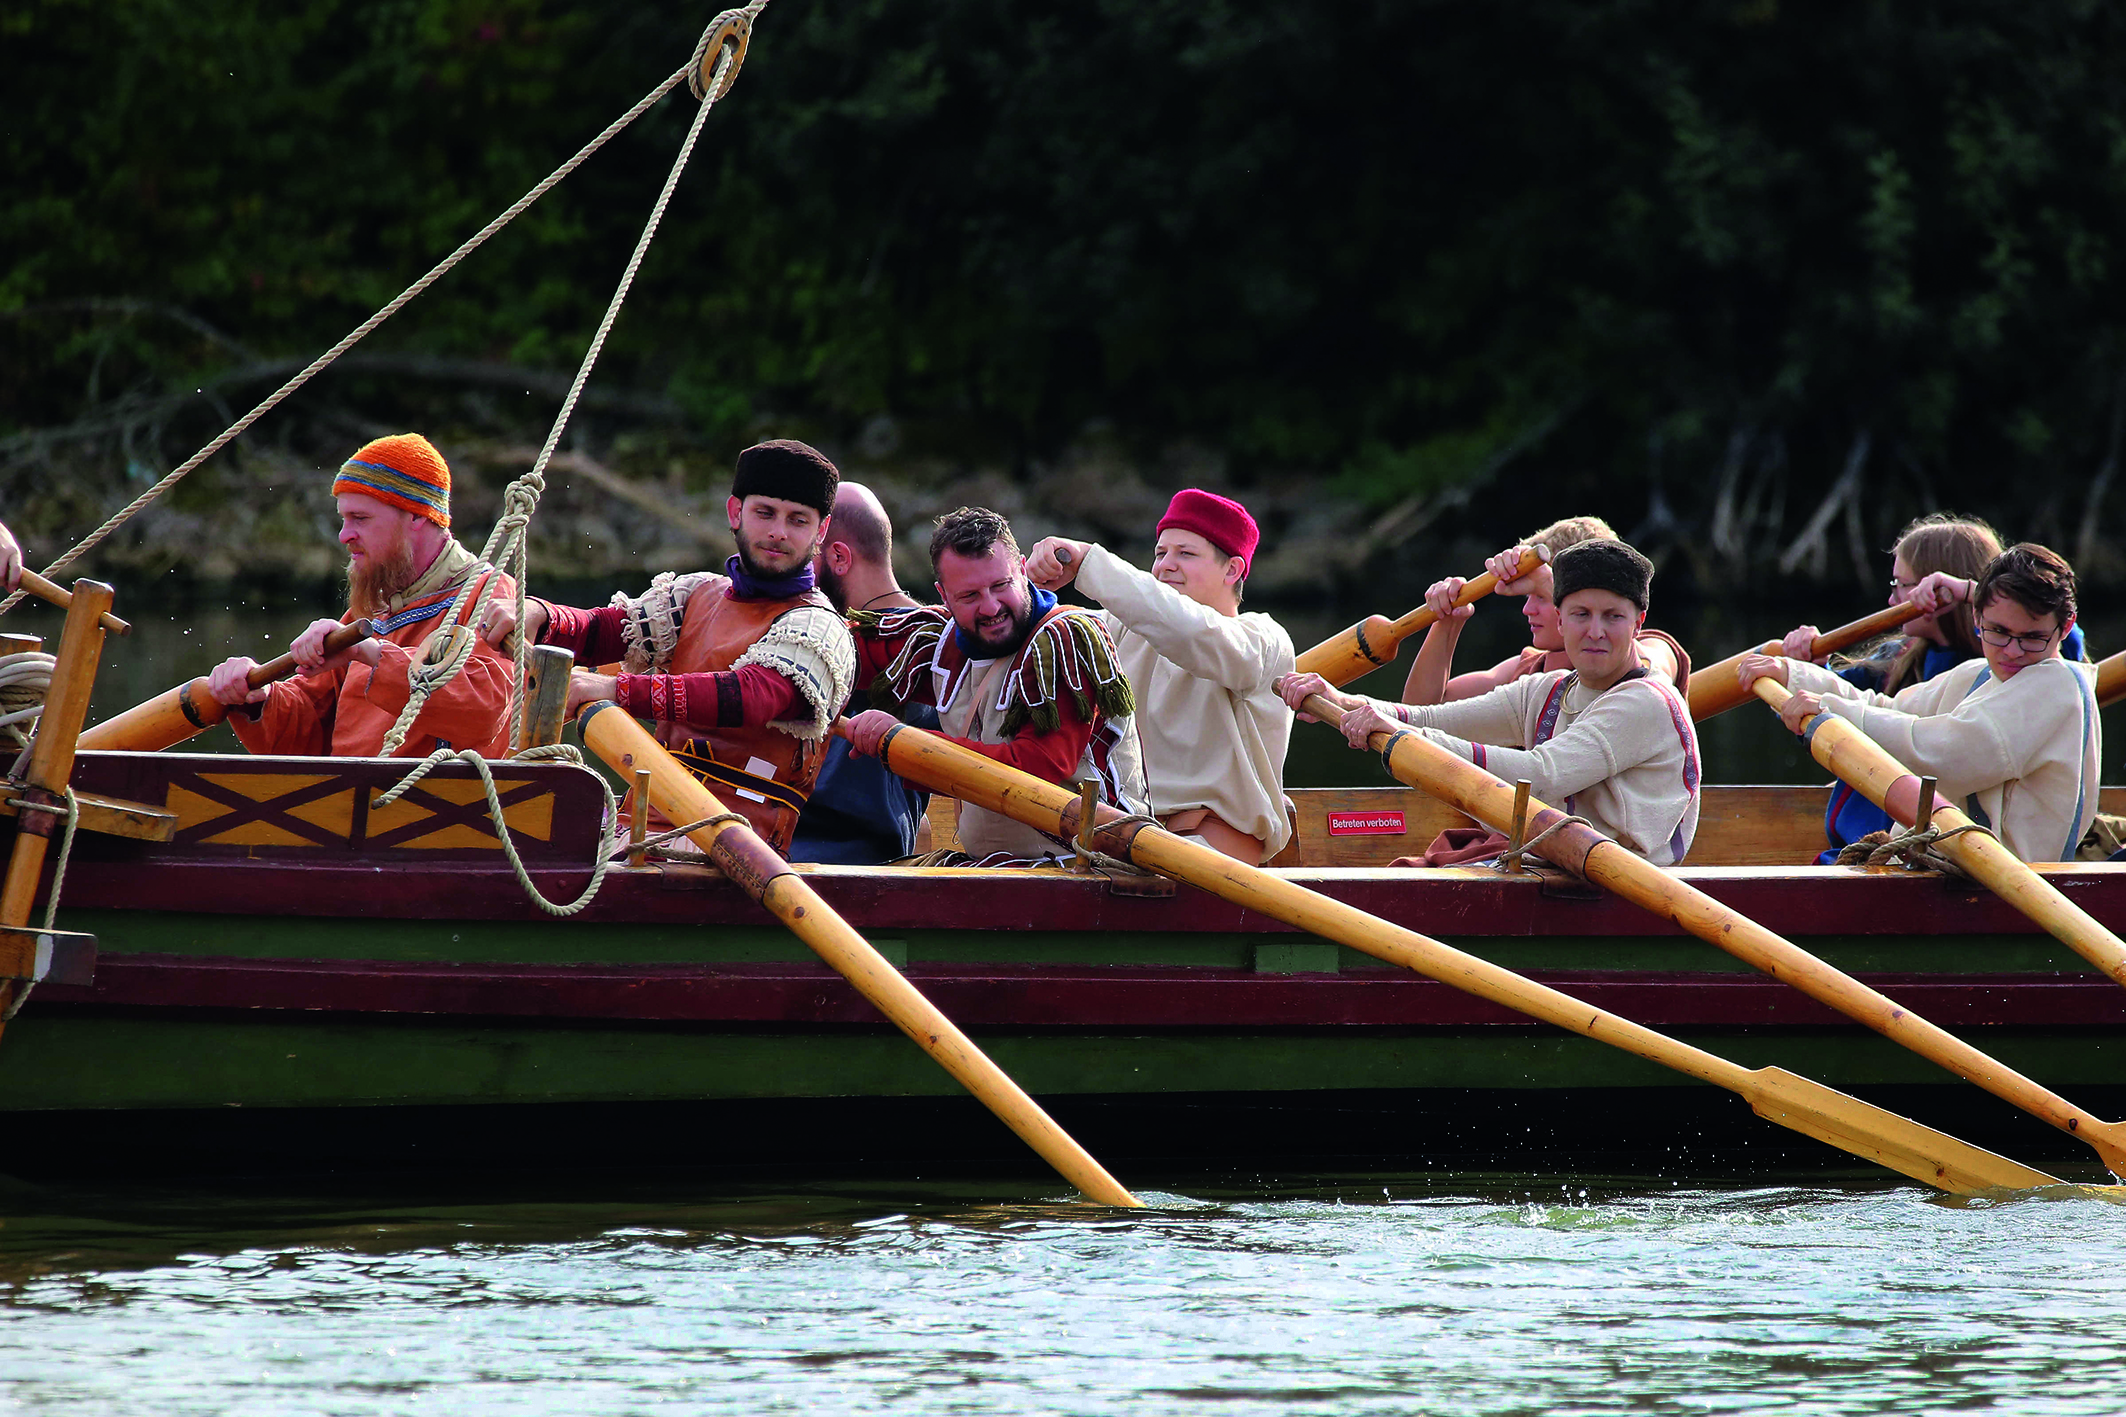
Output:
[1326, 810, 1406, 837]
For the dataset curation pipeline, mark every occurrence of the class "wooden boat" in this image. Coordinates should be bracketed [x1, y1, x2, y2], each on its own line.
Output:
[4, 748, 2123, 1180]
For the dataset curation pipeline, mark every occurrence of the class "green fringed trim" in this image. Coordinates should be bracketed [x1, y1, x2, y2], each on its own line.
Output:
[999, 611, 1135, 735]
[845, 608, 886, 632]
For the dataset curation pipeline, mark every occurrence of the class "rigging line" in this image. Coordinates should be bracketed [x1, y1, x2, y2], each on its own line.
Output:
[378, 24, 746, 757]
[0, 44, 704, 618]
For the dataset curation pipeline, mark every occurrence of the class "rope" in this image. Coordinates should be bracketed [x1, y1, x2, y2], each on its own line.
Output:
[372, 746, 617, 916]
[383, 18, 750, 759]
[0, 652, 55, 746]
[1833, 820, 1992, 880]
[1498, 813, 1598, 876]
[0, 6, 764, 618]
[613, 810, 749, 861]
[1, 787, 79, 1023]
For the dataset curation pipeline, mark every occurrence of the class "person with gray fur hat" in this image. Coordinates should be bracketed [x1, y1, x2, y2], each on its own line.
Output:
[1278, 538, 1702, 865]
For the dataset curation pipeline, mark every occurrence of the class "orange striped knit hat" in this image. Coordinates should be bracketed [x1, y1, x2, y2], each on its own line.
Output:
[333, 434, 452, 529]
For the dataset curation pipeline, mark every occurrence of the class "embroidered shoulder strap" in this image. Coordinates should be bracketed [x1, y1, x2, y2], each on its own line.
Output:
[1532, 673, 1576, 747]
[1001, 607, 1135, 734]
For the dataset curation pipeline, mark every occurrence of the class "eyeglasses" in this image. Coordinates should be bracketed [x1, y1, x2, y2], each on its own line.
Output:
[1889, 578, 1920, 596]
[1975, 620, 2060, 655]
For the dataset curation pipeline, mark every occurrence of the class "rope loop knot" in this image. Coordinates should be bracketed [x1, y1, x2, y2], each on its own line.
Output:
[1834, 820, 1992, 881]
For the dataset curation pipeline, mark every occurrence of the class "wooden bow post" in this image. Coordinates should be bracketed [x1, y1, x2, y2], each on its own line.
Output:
[1749, 674, 2126, 992]
[575, 700, 1140, 1208]
[80, 619, 382, 753]
[0, 581, 119, 1045]
[1688, 602, 1927, 721]
[1298, 690, 2126, 1180]
[1295, 547, 1549, 687]
[851, 717, 2066, 1195]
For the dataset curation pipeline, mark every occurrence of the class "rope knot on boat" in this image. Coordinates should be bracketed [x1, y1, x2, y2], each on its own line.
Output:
[1834, 821, 1992, 881]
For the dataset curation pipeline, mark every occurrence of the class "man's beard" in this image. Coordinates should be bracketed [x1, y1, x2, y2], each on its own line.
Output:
[735, 535, 814, 583]
[347, 540, 421, 617]
[814, 555, 848, 611]
[960, 595, 1038, 660]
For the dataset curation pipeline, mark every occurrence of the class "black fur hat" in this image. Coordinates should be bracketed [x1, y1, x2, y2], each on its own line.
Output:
[1551, 538, 1653, 611]
[732, 439, 840, 515]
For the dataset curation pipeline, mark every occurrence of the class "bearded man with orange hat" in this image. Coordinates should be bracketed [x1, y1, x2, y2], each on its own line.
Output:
[478, 439, 856, 853]
[1024, 490, 1293, 863]
[206, 434, 518, 758]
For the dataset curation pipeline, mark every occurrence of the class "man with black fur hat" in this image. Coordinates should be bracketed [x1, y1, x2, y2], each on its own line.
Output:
[1278, 539, 1701, 865]
[480, 438, 855, 852]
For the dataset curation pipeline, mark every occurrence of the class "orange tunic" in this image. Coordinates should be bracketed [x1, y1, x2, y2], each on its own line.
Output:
[231, 572, 517, 759]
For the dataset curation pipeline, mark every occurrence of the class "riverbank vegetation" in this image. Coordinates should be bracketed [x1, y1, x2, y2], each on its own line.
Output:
[6, 0, 2125, 601]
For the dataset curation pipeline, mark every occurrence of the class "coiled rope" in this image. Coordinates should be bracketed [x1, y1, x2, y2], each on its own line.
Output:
[0, 652, 55, 747]
[0, 3, 767, 621]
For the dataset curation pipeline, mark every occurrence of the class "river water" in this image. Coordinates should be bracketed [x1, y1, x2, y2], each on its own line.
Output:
[8, 580, 2126, 1410]
[3, 1170, 2124, 1414]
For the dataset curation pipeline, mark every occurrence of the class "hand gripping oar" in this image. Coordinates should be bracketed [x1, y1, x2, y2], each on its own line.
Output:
[575, 701, 1140, 1209]
[1300, 691, 2126, 1180]
[79, 619, 383, 753]
[848, 718, 2061, 1195]
[1295, 547, 1549, 688]
[1750, 674, 2126, 992]
[1689, 602, 1927, 721]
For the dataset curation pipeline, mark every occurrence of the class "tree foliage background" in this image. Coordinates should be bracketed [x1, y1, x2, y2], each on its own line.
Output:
[6, 0, 2126, 598]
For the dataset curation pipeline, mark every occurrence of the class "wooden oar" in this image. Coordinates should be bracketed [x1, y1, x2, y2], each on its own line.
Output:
[1750, 674, 2126, 991]
[2096, 650, 2125, 708]
[851, 719, 2062, 1195]
[80, 619, 382, 753]
[1295, 547, 1548, 687]
[1688, 602, 1926, 721]
[14, 569, 130, 637]
[575, 700, 1141, 1209]
[1299, 691, 2126, 1178]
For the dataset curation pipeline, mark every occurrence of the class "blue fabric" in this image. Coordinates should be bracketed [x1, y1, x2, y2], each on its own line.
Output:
[1814, 626, 2093, 862]
[724, 553, 817, 602]
[789, 702, 941, 864]
[953, 585, 1055, 660]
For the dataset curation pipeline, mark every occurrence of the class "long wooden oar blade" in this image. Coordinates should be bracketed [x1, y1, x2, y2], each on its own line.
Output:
[578, 701, 1140, 1209]
[1750, 675, 2126, 994]
[858, 720, 2060, 1195]
[1689, 602, 1925, 721]
[1295, 547, 1546, 687]
[1746, 1067, 2063, 1192]
[80, 618, 382, 753]
[1314, 693, 2126, 1178]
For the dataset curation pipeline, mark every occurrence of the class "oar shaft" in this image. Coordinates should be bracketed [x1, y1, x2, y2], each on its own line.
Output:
[16, 570, 129, 637]
[1750, 675, 2126, 992]
[862, 721, 2058, 1192]
[580, 702, 1139, 1209]
[1323, 696, 2126, 1174]
[1294, 547, 1546, 687]
[1688, 602, 1926, 721]
[80, 619, 382, 753]
[2097, 650, 2125, 708]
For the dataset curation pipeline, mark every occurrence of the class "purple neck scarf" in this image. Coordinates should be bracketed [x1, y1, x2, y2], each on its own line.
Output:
[726, 553, 817, 601]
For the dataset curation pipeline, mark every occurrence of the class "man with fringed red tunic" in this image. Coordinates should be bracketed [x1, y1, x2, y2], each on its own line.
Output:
[207, 433, 518, 758]
[842, 506, 1148, 866]
[479, 439, 856, 853]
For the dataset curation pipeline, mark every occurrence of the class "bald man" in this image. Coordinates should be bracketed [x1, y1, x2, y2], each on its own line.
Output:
[790, 483, 940, 863]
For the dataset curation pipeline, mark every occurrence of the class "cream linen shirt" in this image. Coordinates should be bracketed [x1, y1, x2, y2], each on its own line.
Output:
[1075, 544, 1294, 862]
[1786, 656, 2100, 862]
[1392, 668, 1702, 865]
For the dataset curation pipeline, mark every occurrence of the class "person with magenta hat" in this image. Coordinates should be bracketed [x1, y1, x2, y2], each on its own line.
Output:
[1025, 489, 1294, 864]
